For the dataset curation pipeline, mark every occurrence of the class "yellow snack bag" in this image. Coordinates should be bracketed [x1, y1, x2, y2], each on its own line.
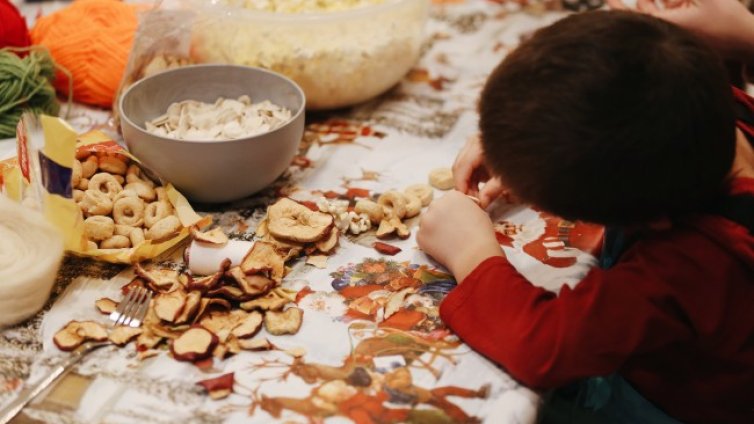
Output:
[4, 113, 210, 264]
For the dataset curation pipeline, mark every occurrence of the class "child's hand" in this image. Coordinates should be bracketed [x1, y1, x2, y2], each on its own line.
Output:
[453, 135, 518, 208]
[417, 191, 503, 282]
[608, 0, 754, 64]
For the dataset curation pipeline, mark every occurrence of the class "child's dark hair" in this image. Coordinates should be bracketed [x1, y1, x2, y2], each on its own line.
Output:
[479, 11, 736, 225]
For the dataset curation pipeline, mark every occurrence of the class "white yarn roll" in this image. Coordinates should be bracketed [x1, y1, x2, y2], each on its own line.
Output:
[187, 239, 253, 276]
[0, 195, 64, 327]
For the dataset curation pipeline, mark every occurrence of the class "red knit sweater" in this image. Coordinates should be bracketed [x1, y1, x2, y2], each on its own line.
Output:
[440, 178, 754, 423]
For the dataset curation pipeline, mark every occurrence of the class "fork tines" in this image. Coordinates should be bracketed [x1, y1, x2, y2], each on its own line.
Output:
[109, 287, 152, 328]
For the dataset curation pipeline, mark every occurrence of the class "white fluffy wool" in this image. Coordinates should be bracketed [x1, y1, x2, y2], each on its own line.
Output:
[0, 195, 64, 327]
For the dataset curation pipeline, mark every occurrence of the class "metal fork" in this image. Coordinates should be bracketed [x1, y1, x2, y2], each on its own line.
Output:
[0, 287, 152, 424]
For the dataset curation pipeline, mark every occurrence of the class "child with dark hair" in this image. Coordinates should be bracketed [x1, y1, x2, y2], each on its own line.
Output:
[417, 2, 754, 423]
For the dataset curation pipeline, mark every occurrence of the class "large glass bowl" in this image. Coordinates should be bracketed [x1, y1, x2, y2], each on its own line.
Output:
[189, 0, 430, 110]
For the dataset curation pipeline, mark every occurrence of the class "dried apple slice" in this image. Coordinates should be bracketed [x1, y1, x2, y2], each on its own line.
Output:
[207, 285, 249, 301]
[267, 198, 334, 243]
[188, 273, 223, 292]
[264, 308, 304, 336]
[376, 219, 396, 239]
[240, 291, 289, 312]
[95, 298, 118, 315]
[306, 255, 328, 269]
[176, 291, 202, 324]
[73, 321, 108, 341]
[231, 311, 263, 339]
[238, 338, 274, 351]
[213, 343, 229, 360]
[153, 289, 188, 323]
[136, 330, 164, 351]
[121, 278, 146, 295]
[197, 373, 234, 400]
[148, 323, 185, 340]
[227, 267, 275, 296]
[191, 227, 229, 245]
[171, 326, 219, 362]
[240, 242, 285, 283]
[53, 322, 85, 351]
[315, 228, 339, 254]
[109, 326, 143, 346]
[200, 312, 237, 343]
[135, 263, 181, 292]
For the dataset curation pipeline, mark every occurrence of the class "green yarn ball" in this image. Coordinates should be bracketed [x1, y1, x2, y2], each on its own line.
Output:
[0, 48, 60, 138]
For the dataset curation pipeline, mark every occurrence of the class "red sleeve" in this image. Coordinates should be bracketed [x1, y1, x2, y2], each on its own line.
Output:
[439, 251, 696, 389]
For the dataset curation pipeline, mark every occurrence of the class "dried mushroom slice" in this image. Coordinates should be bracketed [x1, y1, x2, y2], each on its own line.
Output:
[264, 308, 304, 336]
[231, 311, 263, 339]
[240, 291, 289, 312]
[153, 289, 188, 323]
[191, 227, 229, 245]
[197, 373, 234, 401]
[171, 326, 218, 362]
[95, 298, 118, 315]
[109, 326, 143, 346]
[240, 242, 285, 283]
[267, 198, 334, 243]
[135, 264, 181, 292]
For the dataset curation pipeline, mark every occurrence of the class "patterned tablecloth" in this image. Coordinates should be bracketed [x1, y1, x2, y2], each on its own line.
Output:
[0, 1, 606, 423]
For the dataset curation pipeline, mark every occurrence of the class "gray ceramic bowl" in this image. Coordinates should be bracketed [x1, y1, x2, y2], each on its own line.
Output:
[119, 65, 305, 203]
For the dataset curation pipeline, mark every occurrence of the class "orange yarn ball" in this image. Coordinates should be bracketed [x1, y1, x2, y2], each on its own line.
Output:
[30, 0, 143, 107]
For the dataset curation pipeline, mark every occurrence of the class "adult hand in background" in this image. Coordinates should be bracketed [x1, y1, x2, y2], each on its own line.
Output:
[608, 0, 754, 64]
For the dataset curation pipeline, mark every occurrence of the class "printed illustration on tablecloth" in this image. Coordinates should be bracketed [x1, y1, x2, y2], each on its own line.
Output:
[234, 259, 489, 423]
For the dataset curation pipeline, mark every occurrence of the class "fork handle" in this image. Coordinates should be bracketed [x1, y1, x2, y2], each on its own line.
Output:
[0, 343, 106, 424]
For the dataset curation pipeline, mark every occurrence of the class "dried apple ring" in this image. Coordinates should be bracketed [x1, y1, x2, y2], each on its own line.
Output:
[428, 168, 454, 191]
[100, 235, 131, 249]
[146, 215, 182, 243]
[125, 181, 156, 202]
[89, 173, 123, 198]
[81, 156, 98, 179]
[403, 192, 422, 219]
[114, 224, 134, 236]
[79, 190, 113, 216]
[404, 184, 433, 207]
[83, 215, 115, 242]
[72, 160, 82, 188]
[126, 164, 145, 184]
[154, 187, 168, 202]
[145, 201, 172, 228]
[129, 227, 145, 246]
[78, 178, 89, 190]
[113, 196, 145, 227]
[73, 189, 84, 203]
[113, 189, 138, 203]
[377, 191, 407, 220]
[98, 155, 128, 175]
[354, 199, 384, 225]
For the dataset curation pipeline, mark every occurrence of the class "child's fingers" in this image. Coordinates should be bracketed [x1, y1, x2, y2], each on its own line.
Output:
[637, 0, 661, 13]
[605, 0, 630, 10]
[479, 178, 506, 208]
